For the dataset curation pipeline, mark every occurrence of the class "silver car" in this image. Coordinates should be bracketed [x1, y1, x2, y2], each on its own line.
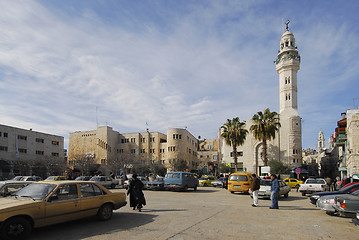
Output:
[250, 179, 290, 198]
[317, 189, 359, 215]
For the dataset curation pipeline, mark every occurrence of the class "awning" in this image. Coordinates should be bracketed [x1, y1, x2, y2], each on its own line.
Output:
[353, 174, 359, 180]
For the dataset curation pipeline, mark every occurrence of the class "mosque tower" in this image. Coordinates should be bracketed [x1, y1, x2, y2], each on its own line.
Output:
[318, 131, 325, 152]
[275, 21, 303, 166]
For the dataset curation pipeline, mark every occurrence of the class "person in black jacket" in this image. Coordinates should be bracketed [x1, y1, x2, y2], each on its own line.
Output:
[250, 174, 261, 207]
[127, 174, 146, 211]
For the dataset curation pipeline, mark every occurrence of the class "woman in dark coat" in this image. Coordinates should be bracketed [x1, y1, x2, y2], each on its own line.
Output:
[127, 174, 146, 211]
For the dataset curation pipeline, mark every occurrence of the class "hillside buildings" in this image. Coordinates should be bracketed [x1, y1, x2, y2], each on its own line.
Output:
[0, 124, 64, 178]
[220, 22, 302, 174]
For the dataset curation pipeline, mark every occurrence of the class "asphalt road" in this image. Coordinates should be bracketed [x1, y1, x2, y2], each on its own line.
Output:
[28, 187, 358, 240]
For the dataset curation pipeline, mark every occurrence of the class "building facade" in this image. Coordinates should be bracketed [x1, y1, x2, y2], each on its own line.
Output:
[345, 108, 359, 176]
[0, 124, 64, 178]
[219, 23, 302, 174]
[68, 126, 199, 172]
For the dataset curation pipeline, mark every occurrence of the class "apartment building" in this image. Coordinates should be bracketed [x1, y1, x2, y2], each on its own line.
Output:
[0, 124, 64, 178]
[68, 126, 199, 172]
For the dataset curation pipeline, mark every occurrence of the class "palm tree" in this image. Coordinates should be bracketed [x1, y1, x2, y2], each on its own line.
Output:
[221, 117, 248, 172]
[250, 108, 281, 167]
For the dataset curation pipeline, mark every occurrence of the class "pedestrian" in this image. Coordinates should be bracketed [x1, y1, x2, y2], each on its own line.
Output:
[325, 177, 332, 191]
[127, 174, 146, 211]
[335, 177, 343, 190]
[250, 174, 260, 207]
[270, 174, 279, 209]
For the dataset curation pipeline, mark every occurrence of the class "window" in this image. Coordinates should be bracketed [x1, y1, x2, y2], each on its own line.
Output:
[3, 132, 8, 138]
[141, 138, 145, 143]
[0, 146, 8, 151]
[230, 151, 243, 157]
[131, 149, 136, 154]
[52, 152, 59, 157]
[18, 135, 27, 141]
[150, 137, 155, 142]
[52, 141, 59, 145]
[118, 149, 124, 153]
[80, 183, 103, 197]
[36, 150, 44, 155]
[36, 138, 44, 143]
[150, 149, 155, 153]
[50, 184, 78, 202]
[101, 159, 106, 164]
[140, 149, 146, 153]
[19, 148, 27, 153]
[131, 138, 135, 143]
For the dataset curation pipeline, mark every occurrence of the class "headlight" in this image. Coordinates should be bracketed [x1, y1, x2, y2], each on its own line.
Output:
[311, 195, 320, 199]
[324, 199, 334, 204]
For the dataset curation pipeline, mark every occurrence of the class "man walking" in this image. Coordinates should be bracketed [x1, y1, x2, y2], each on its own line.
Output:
[250, 174, 260, 207]
[270, 174, 279, 209]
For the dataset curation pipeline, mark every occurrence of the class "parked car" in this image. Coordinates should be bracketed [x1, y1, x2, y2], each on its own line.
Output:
[146, 177, 164, 190]
[19, 176, 43, 181]
[44, 176, 67, 181]
[0, 181, 33, 197]
[199, 176, 217, 187]
[211, 177, 227, 188]
[90, 176, 119, 189]
[316, 189, 359, 215]
[0, 180, 127, 240]
[164, 172, 198, 191]
[283, 178, 303, 188]
[74, 176, 92, 181]
[11, 176, 24, 181]
[310, 183, 359, 204]
[333, 193, 359, 217]
[227, 172, 252, 194]
[249, 179, 290, 198]
[298, 178, 329, 196]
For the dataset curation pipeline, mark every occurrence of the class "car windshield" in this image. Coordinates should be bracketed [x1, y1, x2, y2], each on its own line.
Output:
[339, 183, 359, 192]
[306, 179, 325, 184]
[12, 183, 56, 200]
[12, 176, 23, 181]
[166, 173, 181, 179]
[46, 176, 57, 181]
[260, 180, 272, 186]
[229, 175, 248, 181]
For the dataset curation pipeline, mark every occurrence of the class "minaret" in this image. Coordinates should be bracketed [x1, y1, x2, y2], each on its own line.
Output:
[275, 21, 302, 166]
[318, 131, 325, 152]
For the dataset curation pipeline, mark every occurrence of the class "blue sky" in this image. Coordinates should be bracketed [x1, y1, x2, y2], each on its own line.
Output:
[0, 0, 358, 151]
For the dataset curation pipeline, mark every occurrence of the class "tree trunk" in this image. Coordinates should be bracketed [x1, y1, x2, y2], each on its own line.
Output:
[263, 139, 268, 166]
[233, 145, 238, 172]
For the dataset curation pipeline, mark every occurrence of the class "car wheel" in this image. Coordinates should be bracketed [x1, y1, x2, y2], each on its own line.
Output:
[301, 192, 305, 196]
[97, 204, 113, 221]
[193, 185, 197, 191]
[1, 217, 32, 240]
[182, 186, 188, 192]
[284, 193, 289, 198]
[230, 191, 234, 194]
[326, 211, 335, 216]
[204, 183, 208, 187]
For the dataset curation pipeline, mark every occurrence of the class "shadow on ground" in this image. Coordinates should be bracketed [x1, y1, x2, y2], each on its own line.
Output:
[28, 211, 157, 240]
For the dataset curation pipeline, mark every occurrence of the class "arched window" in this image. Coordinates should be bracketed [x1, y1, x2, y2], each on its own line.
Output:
[285, 77, 287, 84]
[288, 93, 291, 100]
[288, 77, 290, 84]
[285, 94, 288, 100]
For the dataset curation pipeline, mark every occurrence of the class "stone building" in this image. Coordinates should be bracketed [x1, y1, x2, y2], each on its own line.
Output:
[345, 107, 359, 176]
[68, 126, 199, 173]
[0, 124, 64, 178]
[197, 139, 220, 173]
[220, 22, 302, 174]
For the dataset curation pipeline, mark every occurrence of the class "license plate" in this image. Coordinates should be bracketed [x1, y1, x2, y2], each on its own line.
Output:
[234, 185, 241, 188]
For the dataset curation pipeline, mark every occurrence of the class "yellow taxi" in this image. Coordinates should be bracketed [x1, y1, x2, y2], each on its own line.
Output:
[44, 176, 67, 181]
[0, 181, 127, 240]
[199, 176, 217, 187]
[227, 172, 252, 194]
[283, 178, 303, 188]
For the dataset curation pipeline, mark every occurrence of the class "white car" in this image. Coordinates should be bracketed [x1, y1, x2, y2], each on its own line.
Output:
[249, 179, 290, 198]
[89, 176, 119, 189]
[299, 178, 329, 196]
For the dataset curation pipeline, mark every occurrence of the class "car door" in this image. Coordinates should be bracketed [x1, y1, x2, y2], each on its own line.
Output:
[45, 183, 81, 225]
[79, 183, 105, 217]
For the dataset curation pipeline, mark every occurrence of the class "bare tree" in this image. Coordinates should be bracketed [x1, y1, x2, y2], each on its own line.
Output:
[72, 154, 97, 176]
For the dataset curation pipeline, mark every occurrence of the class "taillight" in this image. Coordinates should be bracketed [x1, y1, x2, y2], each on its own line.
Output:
[321, 185, 326, 188]
[228, 182, 232, 185]
[340, 202, 346, 209]
[334, 199, 337, 204]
